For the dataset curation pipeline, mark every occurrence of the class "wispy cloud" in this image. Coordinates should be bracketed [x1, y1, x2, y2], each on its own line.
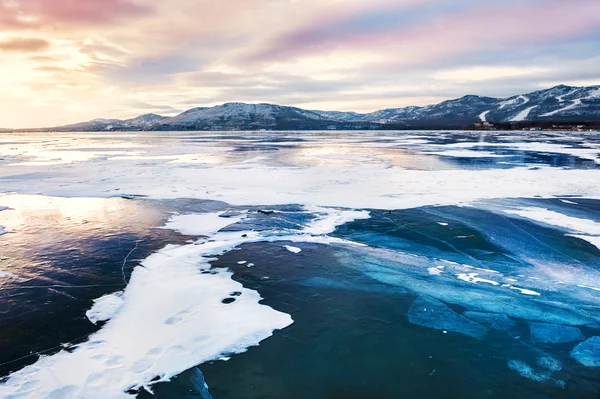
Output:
[0, 0, 599, 128]
[0, 0, 152, 29]
[0, 37, 49, 52]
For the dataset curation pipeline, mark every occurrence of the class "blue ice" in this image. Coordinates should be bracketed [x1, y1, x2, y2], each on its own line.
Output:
[463, 312, 516, 331]
[571, 336, 600, 367]
[529, 322, 584, 344]
[407, 296, 487, 339]
[190, 367, 215, 399]
[297, 277, 406, 294]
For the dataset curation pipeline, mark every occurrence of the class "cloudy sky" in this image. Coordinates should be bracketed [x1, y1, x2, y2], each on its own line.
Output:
[1, 0, 600, 128]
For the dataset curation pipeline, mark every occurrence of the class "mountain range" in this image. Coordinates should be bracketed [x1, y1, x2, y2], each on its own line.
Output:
[10, 84, 600, 131]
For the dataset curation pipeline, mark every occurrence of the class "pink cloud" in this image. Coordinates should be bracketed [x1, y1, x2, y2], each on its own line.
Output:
[0, 37, 49, 52]
[0, 0, 151, 29]
[246, 0, 600, 67]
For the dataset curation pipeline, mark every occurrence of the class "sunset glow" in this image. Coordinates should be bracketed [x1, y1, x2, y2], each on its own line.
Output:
[1, 0, 600, 128]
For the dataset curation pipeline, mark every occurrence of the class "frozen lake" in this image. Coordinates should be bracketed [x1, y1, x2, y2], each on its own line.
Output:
[1, 130, 600, 398]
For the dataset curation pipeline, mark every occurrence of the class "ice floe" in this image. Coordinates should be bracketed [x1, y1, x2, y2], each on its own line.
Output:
[160, 212, 245, 236]
[571, 336, 600, 367]
[528, 322, 584, 344]
[284, 245, 302, 254]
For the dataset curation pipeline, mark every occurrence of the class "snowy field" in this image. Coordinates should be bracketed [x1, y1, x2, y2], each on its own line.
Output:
[1, 130, 600, 398]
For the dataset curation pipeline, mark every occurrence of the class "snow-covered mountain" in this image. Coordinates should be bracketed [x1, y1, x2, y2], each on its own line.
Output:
[313, 85, 600, 126]
[155, 102, 340, 130]
[36, 114, 167, 132]
[13, 85, 600, 132]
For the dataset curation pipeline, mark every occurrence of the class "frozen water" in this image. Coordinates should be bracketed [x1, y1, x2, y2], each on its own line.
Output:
[2, 131, 600, 396]
[507, 360, 548, 382]
[160, 212, 246, 236]
[86, 292, 125, 325]
[407, 296, 487, 339]
[284, 245, 302, 254]
[0, 213, 293, 398]
[0, 269, 19, 279]
[503, 207, 600, 235]
[507, 357, 564, 386]
[2, 132, 600, 210]
[571, 336, 600, 367]
[0, 205, 373, 397]
[529, 322, 584, 343]
[463, 312, 516, 331]
[298, 277, 406, 295]
[189, 367, 215, 399]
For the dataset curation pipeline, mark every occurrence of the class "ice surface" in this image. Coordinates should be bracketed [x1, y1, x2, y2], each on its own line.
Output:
[456, 273, 499, 286]
[189, 367, 215, 399]
[0, 206, 371, 397]
[303, 206, 370, 235]
[3, 134, 600, 209]
[161, 212, 245, 236]
[507, 357, 563, 386]
[571, 336, 600, 367]
[0, 204, 7, 236]
[507, 360, 548, 382]
[298, 277, 406, 294]
[569, 235, 600, 251]
[507, 286, 541, 296]
[0, 213, 293, 398]
[463, 312, 515, 331]
[356, 254, 597, 327]
[0, 269, 19, 279]
[86, 292, 125, 325]
[428, 150, 505, 158]
[2, 132, 600, 394]
[529, 322, 584, 343]
[432, 141, 600, 164]
[284, 245, 302, 254]
[407, 296, 487, 339]
[503, 207, 600, 235]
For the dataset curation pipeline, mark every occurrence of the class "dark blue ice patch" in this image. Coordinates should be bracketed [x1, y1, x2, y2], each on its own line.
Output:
[571, 336, 600, 367]
[189, 367, 215, 399]
[463, 312, 516, 331]
[298, 277, 406, 295]
[407, 296, 487, 340]
[528, 322, 584, 344]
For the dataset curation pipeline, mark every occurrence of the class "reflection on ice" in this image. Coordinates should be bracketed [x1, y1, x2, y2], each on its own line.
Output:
[2, 130, 600, 395]
[0, 205, 371, 397]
